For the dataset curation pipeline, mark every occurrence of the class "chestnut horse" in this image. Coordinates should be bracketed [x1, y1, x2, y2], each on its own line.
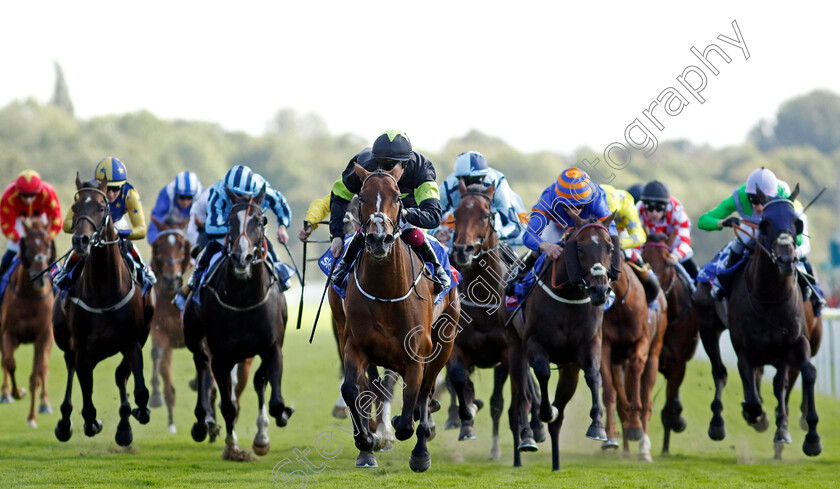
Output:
[523, 212, 615, 471]
[339, 164, 460, 472]
[642, 232, 699, 454]
[183, 185, 293, 461]
[723, 187, 822, 458]
[446, 180, 544, 466]
[53, 176, 155, 446]
[0, 218, 55, 427]
[600, 255, 667, 461]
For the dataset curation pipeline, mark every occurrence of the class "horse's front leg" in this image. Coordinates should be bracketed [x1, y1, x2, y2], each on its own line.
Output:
[737, 354, 768, 431]
[489, 362, 509, 460]
[548, 366, 581, 472]
[149, 338, 164, 408]
[265, 344, 293, 428]
[580, 337, 607, 442]
[623, 338, 649, 442]
[448, 346, 477, 441]
[341, 342, 377, 467]
[213, 359, 253, 461]
[0, 333, 22, 402]
[393, 362, 422, 442]
[697, 294, 728, 440]
[114, 357, 134, 447]
[77, 359, 103, 438]
[125, 341, 150, 424]
[772, 364, 792, 459]
[788, 337, 821, 456]
[54, 351, 76, 442]
[599, 343, 619, 450]
[527, 341, 557, 424]
[252, 359, 270, 456]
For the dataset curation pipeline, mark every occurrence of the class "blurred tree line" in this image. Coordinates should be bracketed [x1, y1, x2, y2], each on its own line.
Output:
[0, 88, 837, 272]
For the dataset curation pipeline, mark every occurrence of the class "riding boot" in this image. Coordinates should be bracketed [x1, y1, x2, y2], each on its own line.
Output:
[53, 251, 81, 290]
[331, 234, 363, 286]
[799, 257, 826, 317]
[0, 249, 15, 279]
[415, 239, 451, 294]
[505, 250, 537, 296]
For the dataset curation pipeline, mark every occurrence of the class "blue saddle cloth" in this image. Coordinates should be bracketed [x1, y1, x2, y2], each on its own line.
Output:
[192, 251, 295, 307]
[507, 253, 615, 310]
[697, 242, 746, 284]
[319, 233, 461, 305]
[0, 258, 21, 299]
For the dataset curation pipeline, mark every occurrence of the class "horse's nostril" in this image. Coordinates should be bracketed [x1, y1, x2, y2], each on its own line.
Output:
[245, 254, 254, 263]
[80, 236, 90, 247]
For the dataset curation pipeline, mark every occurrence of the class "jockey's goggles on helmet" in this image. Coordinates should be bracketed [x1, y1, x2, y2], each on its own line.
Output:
[643, 201, 667, 212]
[105, 184, 123, 193]
[19, 193, 37, 199]
[375, 158, 406, 171]
[175, 194, 194, 200]
[461, 176, 485, 187]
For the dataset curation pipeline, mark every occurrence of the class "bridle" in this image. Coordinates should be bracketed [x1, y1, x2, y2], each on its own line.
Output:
[357, 171, 404, 243]
[225, 199, 268, 263]
[72, 187, 119, 246]
[541, 221, 612, 304]
[452, 191, 498, 261]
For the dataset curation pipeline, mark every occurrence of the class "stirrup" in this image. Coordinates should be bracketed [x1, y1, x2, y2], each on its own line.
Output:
[432, 266, 450, 293]
[331, 260, 351, 285]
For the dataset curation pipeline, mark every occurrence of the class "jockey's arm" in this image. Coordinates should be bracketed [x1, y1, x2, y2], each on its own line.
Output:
[204, 186, 229, 239]
[42, 184, 63, 240]
[304, 193, 331, 231]
[123, 187, 147, 240]
[405, 181, 442, 229]
[492, 177, 525, 240]
[0, 186, 19, 241]
[262, 185, 291, 244]
[669, 201, 693, 259]
[62, 207, 75, 234]
[146, 187, 170, 244]
[613, 192, 646, 250]
[698, 195, 737, 231]
[793, 201, 810, 259]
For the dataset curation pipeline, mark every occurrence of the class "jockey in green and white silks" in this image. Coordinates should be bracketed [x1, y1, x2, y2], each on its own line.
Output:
[437, 151, 527, 246]
[697, 167, 825, 315]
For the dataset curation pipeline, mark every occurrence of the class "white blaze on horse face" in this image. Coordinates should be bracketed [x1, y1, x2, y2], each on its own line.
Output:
[591, 235, 599, 245]
[84, 197, 92, 203]
[235, 209, 250, 255]
[167, 234, 176, 246]
[466, 202, 474, 209]
[376, 192, 382, 213]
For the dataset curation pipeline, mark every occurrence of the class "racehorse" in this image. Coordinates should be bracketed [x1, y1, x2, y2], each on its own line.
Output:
[339, 164, 460, 472]
[696, 187, 822, 459]
[52, 175, 155, 446]
[724, 186, 822, 458]
[446, 180, 544, 466]
[642, 232, 700, 454]
[600, 254, 667, 461]
[522, 211, 615, 471]
[0, 218, 55, 427]
[183, 184, 293, 461]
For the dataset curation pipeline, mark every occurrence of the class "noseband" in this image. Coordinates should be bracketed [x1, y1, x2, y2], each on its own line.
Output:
[72, 188, 119, 246]
[226, 199, 267, 262]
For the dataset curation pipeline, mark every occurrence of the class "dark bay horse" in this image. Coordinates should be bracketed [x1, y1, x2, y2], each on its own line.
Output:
[725, 187, 822, 458]
[53, 176, 155, 446]
[523, 212, 615, 471]
[600, 255, 667, 461]
[340, 164, 460, 472]
[148, 215, 191, 433]
[1, 218, 55, 427]
[183, 184, 293, 461]
[446, 180, 544, 466]
[642, 232, 699, 454]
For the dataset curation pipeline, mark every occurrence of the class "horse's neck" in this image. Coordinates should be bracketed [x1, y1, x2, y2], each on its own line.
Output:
[748, 249, 795, 300]
[358, 241, 416, 295]
[221, 258, 269, 295]
[14, 260, 48, 295]
[85, 224, 129, 291]
[611, 259, 630, 297]
[460, 245, 505, 292]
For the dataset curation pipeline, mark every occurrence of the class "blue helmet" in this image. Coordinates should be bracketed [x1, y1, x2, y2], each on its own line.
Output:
[174, 171, 202, 197]
[453, 151, 489, 178]
[94, 157, 127, 187]
[223, 165, 257, 195]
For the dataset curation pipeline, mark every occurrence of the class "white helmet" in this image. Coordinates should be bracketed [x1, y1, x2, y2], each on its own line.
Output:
[746, 167, 778, 197]
[453, 151, 489, 178]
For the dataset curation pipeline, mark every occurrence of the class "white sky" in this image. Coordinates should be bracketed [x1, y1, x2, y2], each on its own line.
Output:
[2, 1, 838, 154]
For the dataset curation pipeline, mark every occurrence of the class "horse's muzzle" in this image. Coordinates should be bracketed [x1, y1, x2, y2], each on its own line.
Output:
[365, 233, 394, 260]
[588, 283, 609, 306]
[450, 244, 475, 268]
[72, 234, 91, 257]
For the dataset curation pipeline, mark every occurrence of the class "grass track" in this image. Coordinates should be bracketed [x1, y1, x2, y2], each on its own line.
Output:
[0, 302, 838, 488]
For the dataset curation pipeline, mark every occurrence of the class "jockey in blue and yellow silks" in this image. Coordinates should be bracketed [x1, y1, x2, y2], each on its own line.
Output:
[54, 157, 156, 291]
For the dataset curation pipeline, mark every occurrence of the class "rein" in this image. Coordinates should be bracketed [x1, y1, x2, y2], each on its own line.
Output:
[225, 200, 268, 263]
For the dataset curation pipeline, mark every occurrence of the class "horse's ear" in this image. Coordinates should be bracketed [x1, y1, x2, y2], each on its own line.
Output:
[75, 172, 83, 189]
[789, 183, 800, 203]
[224, 184, 238, 203]
[354, 163, 371, 181]
[253, 184, 267, 206]
[388, 163, 404, 183]
[755, 186, 767, 205]
[667, 228, 678, 247]
[567, 206, 584, 228]
[484, 182, 496, 199]
[458, 178, 467, 196]
[759, 218, 771, 236]
[98, 177, 109, 193]
[151, 216, 164, 230]
[795, 218, 804, 236]
[601, 211, 616, 229]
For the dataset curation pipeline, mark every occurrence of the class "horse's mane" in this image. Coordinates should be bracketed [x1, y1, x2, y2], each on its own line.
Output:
[646, 233, 669, 243]
[162, 211, 186, 226]
[80, 179, 100, 189]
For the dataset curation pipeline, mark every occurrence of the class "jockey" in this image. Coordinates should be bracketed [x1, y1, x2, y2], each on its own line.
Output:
[0, 170, 62, 280]
[437, 151, 527, 246]
[298, 193, 360, 242]
[328, 130, 450, 293]
[698, 167, 824, 315]
[176, 165, 291, 307]
[186, 187, 210, 256]
[146, 171, 203, 243]
[511, 168, 621, 290]
[637, 180, 699, 280]
[54, 157, 155, 290]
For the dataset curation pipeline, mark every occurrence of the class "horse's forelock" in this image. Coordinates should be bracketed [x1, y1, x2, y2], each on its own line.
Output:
[646, 233, 669, 243]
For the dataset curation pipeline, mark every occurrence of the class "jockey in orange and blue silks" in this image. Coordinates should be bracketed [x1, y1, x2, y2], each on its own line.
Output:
[147, 171, 203, 244]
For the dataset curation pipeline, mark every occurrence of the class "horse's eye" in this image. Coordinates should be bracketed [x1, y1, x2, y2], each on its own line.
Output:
[100, 205, 108, 213]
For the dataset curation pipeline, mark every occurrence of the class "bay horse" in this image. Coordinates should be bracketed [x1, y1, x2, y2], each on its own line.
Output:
[52, 175, 155, 446]
[183, 184, 293, 461]
[696, 189, 822, 458]
[446, 180, 544, 466]
[642, 232, 700, 455]
[0, 218, 55, 427]
[600, 253, 667, 461]
[725, 186, 822, 458]
[340, 164, 460, 472]
[523, 211, 615, 471]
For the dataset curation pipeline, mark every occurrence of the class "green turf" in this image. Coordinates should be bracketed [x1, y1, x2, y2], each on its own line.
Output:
[0, 304, 838, 488]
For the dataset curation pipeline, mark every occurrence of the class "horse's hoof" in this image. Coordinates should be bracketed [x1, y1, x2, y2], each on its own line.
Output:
[12, 388, 25, 400]
[115, 424, 133, 447]
[474, 399, 484, 411]
[531, 421, 547, 443]
[458, 424, 476, 441]
[132, 407, 151, 425]
[444, 418, 461, 430]
[518, 437, 539, 452]
[222, 444, 257, 462]
[273, 406, 294, 427]
[191, 422, 208, 442]
[673, 416, 687, 433]
[799, 414, 808, 431]
[540, 405, 559, 424]
[639, 452, 653, 463]
[749, 412, 769, 432]
[27, 419, 37, 429]
[149, 392, 164, 408]
[38, 403, 53, 415]
[168, 424, 177, 434]
[429, 399, 441, 413]
[428, 424, 436, 442]
[392, 415, 413, 441]
[624, 427, 644, 442]
[708, 418, 726, 441]
[331, 405, 348, 419]
[0, 393, 14, 403]
[409, 450, 431, 473]
[355, 451, 377, 468]
[252, 441, 270, 456]
[803, 433, 822, 457]
[84, 419, 103, 437]
[586, 422, 607, 441]
[55, 420, 73, 442]
[602, 437, 619, 450]
[774, 428, 792, 444]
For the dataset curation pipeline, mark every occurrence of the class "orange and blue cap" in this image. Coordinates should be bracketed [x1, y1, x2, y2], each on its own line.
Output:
[554, 168, 596, 205]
